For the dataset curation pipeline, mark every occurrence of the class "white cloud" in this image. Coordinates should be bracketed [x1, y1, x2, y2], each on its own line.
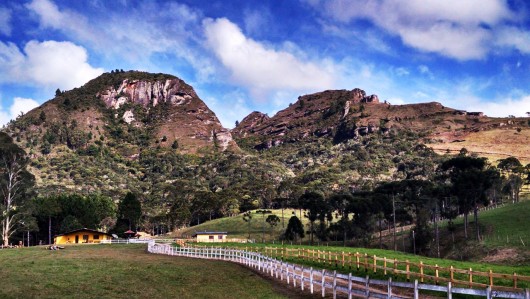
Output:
[10, 97, 40, 119]
[314, 0, 517, 60]
[203, 18, 336, 101]
[0, 7, 12, 36]
[0, 40, 103, 90]
[495, 26, 530, 54]
[26, 0, 211, 78]
[464, 95, 530, 118]
[0, 97, 40, 127]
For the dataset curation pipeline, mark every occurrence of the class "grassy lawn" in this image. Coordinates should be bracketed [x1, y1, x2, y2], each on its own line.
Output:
[173, 209, 310, 241]
[479, 201, 530, 248]
[199, 242, 530, 289]
[0, 244, 310, 299]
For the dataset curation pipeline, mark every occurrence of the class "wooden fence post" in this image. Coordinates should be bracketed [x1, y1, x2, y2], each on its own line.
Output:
[420, 261, 424, 283]
[469, 268, 473, 288]
[384, 257, 387, 275]
[342, 251, 345, 268]
[406, 260, 410, 281]
[514, 272, 518, 289]
[301, 266, 304, 291]
[489, 269, 493, 287]
[310, 267, 314, 294]
[450, 266, 454, 283]
[356, 252, 360, 270]
[373, 255, 377, 273]
[321, 269, 326, 298]
[365, 275, 370, 298]
[414, 279, 418, 299]
[348, 273, 352, 299]
[387, 277, 392, 299]
[435, 264, 439, 285]
[333, 270, 337, 299]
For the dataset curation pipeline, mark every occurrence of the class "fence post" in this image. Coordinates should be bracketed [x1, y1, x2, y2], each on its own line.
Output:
[333, 270, 337, 299]
[373, 255, 377, 273]
[321, 269, 326, 298]
[293, 264, 296, 288]
[489, 269, 493, 287]
[414, 279, 419, 299]
[365, 275, 370, 298]
[301, 266, 304, 291]
[447, 282, 452, 299]
[406, 260, 410, 281]
[356, 252, 360, 270]
[348, 273, 352, 299]
[435, 264, 439, 284]
[514, 272, 518, 289]
[287, 264, 290, 285]
[420, 261, 424, 282]
[384, 257, 387, 275]
[310, 267, 314, 294]
[279, 262, 283, 281]
[469, 268, 473, 288]
[387, 277, 392, 299]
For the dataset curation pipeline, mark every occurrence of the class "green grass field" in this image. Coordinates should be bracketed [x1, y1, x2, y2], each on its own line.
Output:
[0, 244, 310, 299]
[479, 201, 530, 248]
[173, 209, 310, 241]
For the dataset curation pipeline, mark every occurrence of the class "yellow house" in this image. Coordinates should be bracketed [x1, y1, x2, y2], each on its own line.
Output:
[54, 228, 113, 244]
[192, 231, 228, 243]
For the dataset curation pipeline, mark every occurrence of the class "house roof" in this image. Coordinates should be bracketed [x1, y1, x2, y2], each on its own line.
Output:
[54, 228, 113, 237]
[192, 231, 228, 237]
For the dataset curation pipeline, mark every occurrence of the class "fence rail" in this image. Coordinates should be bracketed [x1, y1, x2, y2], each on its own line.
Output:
[148, 242, 529, 299]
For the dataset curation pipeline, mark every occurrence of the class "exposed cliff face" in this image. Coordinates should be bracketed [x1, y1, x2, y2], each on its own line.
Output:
[95, 77, 236, 152]
[98, 78, 197, 109]
[234, 87, 515, 150]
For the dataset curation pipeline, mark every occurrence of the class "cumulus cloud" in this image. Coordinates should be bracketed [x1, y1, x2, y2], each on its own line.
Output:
[465, 95, 530, 118]
[26, 0, 213, 78]
[312, 0, 519, 60]
[203, 18, 336, 100]
[0, 97, 40, 126]
[0, 7, 12, 36]
[495, 26, 530, 54]
[0, 40, 103, 90]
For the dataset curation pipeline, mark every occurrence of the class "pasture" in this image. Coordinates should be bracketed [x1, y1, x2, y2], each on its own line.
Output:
[0, 244, 311, 299]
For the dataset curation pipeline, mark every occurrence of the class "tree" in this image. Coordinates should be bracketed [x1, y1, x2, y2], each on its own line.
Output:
[284, 215, 304, 242]
[329, 193, 354, 246]
[498, 157, 524, 203]
[55, 88, 62, 97]
[256, 209, 271, 242]
[0, 132, 35, 246]
[440, 156, 499, 241]
[266, 214, 280, 240]
[299, 191, 326, 245]
[117, 192, 142, 231]
[242, 211, 252, 239]
[34, 196, 61, 244]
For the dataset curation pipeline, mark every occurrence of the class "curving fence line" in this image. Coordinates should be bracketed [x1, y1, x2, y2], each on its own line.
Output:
[147, 241, 530, 299]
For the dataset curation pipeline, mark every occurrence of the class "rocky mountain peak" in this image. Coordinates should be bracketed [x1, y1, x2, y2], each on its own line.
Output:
[231, 111, 270, 138]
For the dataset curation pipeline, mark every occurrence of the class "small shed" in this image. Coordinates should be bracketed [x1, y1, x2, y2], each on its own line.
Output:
[54, 228, 113, 244]
[192, 231, 228, 243]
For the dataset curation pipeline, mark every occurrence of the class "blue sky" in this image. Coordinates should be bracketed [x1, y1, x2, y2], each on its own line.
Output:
[1, 0, 530, 128]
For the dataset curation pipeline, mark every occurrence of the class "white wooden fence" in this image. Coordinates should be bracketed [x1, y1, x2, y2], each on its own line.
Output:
[147, 241, 529, 299]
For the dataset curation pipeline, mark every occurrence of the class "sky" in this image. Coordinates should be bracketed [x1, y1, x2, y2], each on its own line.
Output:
[1, 0, 530, 128]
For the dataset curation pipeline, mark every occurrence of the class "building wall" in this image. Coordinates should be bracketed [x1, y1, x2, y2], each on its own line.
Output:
[196, 234, 227, 243]
[55, 232, 112, 244]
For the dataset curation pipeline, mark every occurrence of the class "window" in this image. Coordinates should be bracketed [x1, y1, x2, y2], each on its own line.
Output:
[218, 235, 223, 239]
[83, 235, 89, 243]
[93, 235, 100, 240]
[209, 235, 214, 240]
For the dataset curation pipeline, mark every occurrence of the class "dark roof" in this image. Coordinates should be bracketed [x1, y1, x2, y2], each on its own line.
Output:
[192, 231, 228, 237]
[54, 228, 113, 237]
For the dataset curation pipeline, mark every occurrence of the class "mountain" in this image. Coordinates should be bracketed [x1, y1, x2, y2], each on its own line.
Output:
[233, 88, 530, 164]
[3, 71, 529, 218]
